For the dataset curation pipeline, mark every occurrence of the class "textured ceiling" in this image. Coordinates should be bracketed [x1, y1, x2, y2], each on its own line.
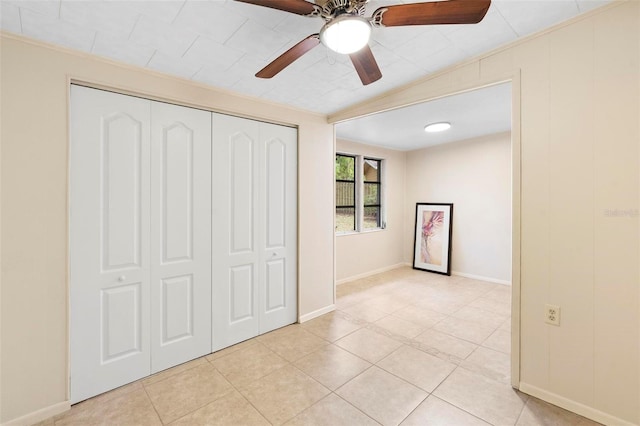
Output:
[1, 0, 609, 114]
[336, 82, 511, 150]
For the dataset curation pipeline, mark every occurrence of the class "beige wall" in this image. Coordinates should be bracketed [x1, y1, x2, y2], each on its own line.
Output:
[331, 2, 639, 425]
[405, 132, 512, 283]
[335, 139, 406, 282]
[0, 34, 335, 423]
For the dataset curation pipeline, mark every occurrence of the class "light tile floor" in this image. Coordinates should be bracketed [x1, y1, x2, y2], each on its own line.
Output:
[40, 267, 602, 426]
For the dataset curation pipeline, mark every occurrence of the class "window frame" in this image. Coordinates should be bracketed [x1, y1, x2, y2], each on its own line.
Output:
[335, 154, 357, 233]
[363, 157, 382, 230]
[335, 152, 385, 235]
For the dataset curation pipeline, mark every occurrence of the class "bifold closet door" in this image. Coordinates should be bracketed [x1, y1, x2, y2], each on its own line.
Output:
[70, 86, 152, 403]
[258, 122, 298, 335]
[149, 101, 212, 373]
[212, 114, 297, 351]
[71, 86, 212, 402]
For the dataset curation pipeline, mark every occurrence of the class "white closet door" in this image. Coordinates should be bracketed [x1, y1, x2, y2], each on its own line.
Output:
[150, 102, 212, 373]
[70, 85, 151, 403]
[212, 114, 261, 351]
[212, 114, 297, 350]
[258, 123, 298, 334]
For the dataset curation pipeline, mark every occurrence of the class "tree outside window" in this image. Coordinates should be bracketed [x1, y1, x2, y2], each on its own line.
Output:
[363, 158, 381, 229]
[336, 154, 384, 233]
[335, 154, 356, 232]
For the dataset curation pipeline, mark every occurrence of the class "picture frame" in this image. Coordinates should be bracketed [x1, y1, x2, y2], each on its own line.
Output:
[412, 203, 453, 275]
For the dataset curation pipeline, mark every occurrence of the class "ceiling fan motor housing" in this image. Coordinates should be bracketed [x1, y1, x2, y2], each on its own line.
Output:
[317, 0, 368, 18]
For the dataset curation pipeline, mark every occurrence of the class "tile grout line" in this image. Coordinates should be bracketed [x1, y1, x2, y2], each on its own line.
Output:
[204, 345, 275, 425]
[427, 364, 493, 424]
[513, 397, 529, 426]
[332, 363, 380, 421]
[145, 359, 237, 424]
[140, 383, 164, 425]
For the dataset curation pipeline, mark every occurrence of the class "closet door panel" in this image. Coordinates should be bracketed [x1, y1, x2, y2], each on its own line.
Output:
[162, 123, 193, 261]
[212, 114, 261, 351]
[103, 114, 143, 269]
[258, 123, 298, 334]
[70, 85, 151, 403]
[150, 101, 212, 373]
[230, 133, 255, 253]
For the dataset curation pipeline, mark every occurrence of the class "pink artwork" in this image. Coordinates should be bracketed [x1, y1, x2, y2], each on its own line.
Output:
[413, 203, 453, 275]
[420, 210, 444, 265]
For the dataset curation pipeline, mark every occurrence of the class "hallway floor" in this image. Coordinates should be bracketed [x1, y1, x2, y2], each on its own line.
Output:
[42, 267, 600, 425]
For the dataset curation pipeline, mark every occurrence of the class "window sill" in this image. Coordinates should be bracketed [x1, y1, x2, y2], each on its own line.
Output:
[336, 228, 386, 237]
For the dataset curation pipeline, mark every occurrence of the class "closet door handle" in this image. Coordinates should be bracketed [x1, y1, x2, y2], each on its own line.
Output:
[118, 275, 126, 282]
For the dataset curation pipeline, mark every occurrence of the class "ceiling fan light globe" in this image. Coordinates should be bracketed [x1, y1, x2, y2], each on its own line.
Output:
[320, 15, 372, 54]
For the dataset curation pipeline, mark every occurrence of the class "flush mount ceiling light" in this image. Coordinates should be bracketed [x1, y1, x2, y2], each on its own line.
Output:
[424, 122, 452, 133]
[320, 15, 372, 54]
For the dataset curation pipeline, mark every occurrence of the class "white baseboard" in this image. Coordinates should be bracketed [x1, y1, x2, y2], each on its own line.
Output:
[336, 263, 407, 285]
[519, 382, 637, 426]
[299, 304, 336, 323]
[452, 271, 511, 286]
[2, 400, 70, 426]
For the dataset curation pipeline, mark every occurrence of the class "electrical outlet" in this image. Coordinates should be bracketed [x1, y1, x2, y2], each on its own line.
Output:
[545, 304, 560, 326]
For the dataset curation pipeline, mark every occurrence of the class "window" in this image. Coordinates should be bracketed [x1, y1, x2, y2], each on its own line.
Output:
[335, 154, 356, 232]
[336, 153, 384, 233]
[363, 158, 381, 229]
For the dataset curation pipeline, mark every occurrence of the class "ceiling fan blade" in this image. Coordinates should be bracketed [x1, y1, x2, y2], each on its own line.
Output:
[235, 0, 318, 16]
[374, 0, 491, 27]
[256, 35, 320, 79]
[349, 45, 382, 86]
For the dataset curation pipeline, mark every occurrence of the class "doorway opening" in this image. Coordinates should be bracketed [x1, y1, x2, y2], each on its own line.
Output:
[332, 81, 519, 387]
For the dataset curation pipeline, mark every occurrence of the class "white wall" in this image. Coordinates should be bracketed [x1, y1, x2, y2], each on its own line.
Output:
[405, 132, 511, 283]
[335, 139, 406, 282]
[330, 3, 639, 425]
[0, 34, 335, 424]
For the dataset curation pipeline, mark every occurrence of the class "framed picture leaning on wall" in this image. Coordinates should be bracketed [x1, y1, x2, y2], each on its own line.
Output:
[413, 203, 453, 275]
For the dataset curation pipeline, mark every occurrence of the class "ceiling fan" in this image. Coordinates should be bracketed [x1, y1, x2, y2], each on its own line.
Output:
[236, 0, 491, 85]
